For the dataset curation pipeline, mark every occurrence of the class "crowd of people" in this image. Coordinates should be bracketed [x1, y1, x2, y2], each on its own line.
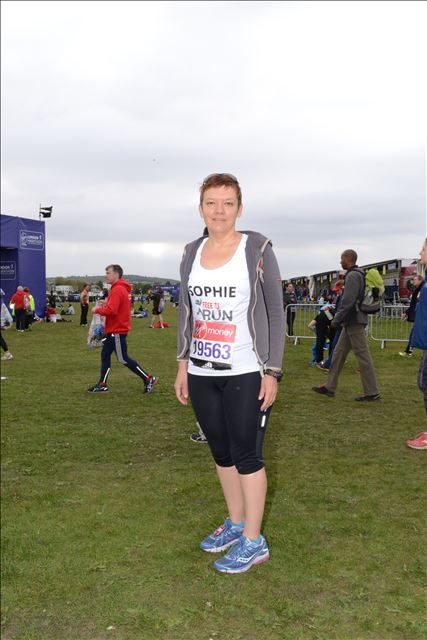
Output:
[282, 283, 337, 305]
[1, 174, 426, 576]
[9, 286, 36, 331]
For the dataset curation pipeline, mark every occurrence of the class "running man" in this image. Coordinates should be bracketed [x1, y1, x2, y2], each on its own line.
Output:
[87, 264, 158, 394]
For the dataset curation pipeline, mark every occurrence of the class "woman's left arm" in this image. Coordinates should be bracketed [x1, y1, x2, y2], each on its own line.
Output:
[261, 244, 285, 371]
[257, 244, 285, 410]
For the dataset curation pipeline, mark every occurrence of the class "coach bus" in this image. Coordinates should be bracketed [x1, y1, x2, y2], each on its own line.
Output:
[305, 258, 418, 303]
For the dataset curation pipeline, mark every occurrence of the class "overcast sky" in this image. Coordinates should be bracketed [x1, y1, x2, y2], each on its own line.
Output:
[1, 0, 426, 280]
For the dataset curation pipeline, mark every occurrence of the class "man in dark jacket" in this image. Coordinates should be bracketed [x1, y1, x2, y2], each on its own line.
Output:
[87, 264, 158, 394]
[312, 249, 380, 401]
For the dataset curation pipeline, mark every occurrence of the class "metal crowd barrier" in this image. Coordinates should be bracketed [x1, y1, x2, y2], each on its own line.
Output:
[284, 303, 322, 344]
[368, 304, 411, 349]
[284, 303, 411, 349]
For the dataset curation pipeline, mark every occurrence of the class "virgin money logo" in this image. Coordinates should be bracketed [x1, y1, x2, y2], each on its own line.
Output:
[193, 320, 236, 342]
[193, 320, 207, 339]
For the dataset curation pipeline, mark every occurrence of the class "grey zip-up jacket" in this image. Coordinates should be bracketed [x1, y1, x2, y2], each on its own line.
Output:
[331, 267, 368, 327]
[177, 231, 285, 372]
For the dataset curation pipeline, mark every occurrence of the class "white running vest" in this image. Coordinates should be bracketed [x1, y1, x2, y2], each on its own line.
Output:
[187, 234, 260, 377]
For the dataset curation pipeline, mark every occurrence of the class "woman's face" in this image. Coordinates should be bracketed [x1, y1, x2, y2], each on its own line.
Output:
[420, 241, 427, 266]
[199, 185, 242, 235]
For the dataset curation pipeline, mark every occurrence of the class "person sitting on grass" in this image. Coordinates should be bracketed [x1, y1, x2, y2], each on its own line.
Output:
[46, 306, 71, 323]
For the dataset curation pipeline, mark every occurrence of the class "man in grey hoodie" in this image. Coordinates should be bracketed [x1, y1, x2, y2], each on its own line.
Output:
[312, 249, 380, 401]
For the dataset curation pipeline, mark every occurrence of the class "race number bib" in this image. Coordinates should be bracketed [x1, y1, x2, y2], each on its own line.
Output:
[191, 320, 236, 366]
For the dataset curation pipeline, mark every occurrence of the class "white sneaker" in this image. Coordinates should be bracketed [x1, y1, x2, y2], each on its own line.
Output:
[1, 352, 13, 360]
[190, 432, 208, 443]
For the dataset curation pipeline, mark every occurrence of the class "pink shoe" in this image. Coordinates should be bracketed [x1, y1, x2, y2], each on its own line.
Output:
[406, 432, 427, 450]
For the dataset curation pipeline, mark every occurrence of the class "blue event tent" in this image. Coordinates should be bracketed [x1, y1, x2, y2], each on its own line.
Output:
[0, 214, 46, 318]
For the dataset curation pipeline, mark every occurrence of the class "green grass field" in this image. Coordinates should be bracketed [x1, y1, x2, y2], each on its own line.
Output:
[1, 305, 426, 640]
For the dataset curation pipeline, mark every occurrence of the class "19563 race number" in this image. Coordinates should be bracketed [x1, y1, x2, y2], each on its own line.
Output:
[191, 320, 236, 366]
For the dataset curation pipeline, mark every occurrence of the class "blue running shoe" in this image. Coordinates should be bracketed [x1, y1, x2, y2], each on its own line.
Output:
[213, 534, 270, 574]
[200, 518, 244, 553]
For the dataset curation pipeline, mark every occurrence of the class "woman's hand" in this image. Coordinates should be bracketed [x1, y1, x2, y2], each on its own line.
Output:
[258, 375, 278, 411]
[174, 361, 189, 405]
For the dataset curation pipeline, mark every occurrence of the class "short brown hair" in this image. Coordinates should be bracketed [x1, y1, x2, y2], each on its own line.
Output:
[199, 173, 242, 206]
[106, 264, 123, 278]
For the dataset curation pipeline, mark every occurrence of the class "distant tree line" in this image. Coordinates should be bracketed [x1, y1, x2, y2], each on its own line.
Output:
[46, 277, 167, 294]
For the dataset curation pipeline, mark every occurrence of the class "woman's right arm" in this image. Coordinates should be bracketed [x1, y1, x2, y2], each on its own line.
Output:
[174, 360, 189, 405]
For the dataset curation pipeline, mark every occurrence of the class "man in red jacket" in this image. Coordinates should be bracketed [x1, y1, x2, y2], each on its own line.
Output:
[87, 264, 158, 394]
[10, 286, 27, 332]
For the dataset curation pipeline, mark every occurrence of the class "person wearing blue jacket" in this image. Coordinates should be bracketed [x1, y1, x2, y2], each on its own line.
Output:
[399, 274, 424, 357]
[406, 238, 427, 450]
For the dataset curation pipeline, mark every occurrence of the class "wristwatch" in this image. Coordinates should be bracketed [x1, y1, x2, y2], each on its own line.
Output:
[264, 368, 283, 382]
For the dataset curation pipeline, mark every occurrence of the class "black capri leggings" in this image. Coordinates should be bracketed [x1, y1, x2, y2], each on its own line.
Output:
[188, 371, 272, 475]
[1, 333, 9, 352]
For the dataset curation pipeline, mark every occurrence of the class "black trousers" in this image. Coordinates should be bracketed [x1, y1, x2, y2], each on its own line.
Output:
[25, 311, 34, 329]
[99, 333, 150, 384]
[286, 309, 295, 336]
[404, 326, 414, 354]
[188, 372, 272, 475]
[1, 333, 8, 352]
[15, 308, 26, 331]
[315, 325, 333, 363]
[80, 304, 89, 325]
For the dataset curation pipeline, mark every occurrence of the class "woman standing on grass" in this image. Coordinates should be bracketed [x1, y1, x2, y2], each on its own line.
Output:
[406, 238, 427, 451]
[174, 173, 285, 574]
[148, 287, 165, 329]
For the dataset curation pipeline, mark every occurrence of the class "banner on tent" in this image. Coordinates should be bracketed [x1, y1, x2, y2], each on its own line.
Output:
[0, 261, 16, 280]
[19, 229, 44, 251]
